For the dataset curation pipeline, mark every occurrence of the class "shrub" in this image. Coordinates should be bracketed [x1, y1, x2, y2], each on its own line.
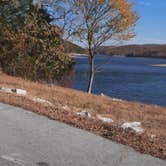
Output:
[0, 1, 74, 83]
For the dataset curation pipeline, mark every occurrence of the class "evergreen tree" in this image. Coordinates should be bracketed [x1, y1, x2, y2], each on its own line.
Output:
[0, 0, 73, 82]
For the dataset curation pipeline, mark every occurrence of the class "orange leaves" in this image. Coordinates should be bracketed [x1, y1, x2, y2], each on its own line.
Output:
[106, 0, 138, 40]
[97, 0, 138, 40]
[113, 0, 138, 26]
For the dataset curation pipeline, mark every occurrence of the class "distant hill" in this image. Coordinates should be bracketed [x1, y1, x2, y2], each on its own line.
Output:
[98, 44, 166, 58]
[63, 41, 86, 54]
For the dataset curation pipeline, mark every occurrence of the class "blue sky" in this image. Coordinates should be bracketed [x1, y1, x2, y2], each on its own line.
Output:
[43, 0, 166, 46]
[127, 0, 166, 45]
[74, 0, 166, 46]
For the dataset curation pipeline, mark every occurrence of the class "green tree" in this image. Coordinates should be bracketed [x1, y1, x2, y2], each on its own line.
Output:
[0, 0, 73, 83]
[0, 0, 33, 29]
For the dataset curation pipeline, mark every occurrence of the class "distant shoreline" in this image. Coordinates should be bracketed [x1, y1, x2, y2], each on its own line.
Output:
[152, 64, 166, 67]
[103, 54, 166, 59]
[68, 52, 166, 61]
[68, 53, 88, 58]
[98, 44, 166, 59]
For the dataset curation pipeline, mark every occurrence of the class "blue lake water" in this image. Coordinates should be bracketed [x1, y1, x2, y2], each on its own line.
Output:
[71, 55, 166, 106]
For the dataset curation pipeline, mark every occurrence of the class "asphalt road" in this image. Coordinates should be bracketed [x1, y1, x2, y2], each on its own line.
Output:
[0, 103, 165, 166]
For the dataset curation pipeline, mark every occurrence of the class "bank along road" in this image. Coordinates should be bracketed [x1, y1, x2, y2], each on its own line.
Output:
[0, 103, 165, 166]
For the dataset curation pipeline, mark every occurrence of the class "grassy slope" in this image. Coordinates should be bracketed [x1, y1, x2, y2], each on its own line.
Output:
[0, 73, 166, 159]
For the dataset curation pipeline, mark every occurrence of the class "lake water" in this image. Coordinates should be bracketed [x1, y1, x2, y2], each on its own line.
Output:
[71, 55, 166, 106]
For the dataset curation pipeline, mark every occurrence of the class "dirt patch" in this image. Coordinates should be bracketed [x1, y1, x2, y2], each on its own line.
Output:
[0, 73, 166, 159]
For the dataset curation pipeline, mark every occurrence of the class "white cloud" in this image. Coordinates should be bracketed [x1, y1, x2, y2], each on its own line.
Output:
[123, 37, 166, 45]
[139, 1, 152, 7]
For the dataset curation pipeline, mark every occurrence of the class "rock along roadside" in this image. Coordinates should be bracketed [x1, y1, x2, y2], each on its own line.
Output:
[0, 103, 165, 166]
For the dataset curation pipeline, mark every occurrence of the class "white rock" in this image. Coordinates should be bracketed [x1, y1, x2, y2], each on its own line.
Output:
[101, 93, 105, 97]
[77, 111, 91, 118]
[0, 87, 13, 93]
[112, 98, 122, 101]
[97, 115, 113, 123]
[32, 97, 53, 106]
[0, 87, 27, 96]
[121, 122, 144, 133]
[151, 134, 156, 139]
[15, 89, 27, 96]
[62, 105, 70, 111]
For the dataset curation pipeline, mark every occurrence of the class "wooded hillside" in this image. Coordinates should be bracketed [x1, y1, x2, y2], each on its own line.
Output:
[98, 44, 166, 58]
[63, 41, 85, 54]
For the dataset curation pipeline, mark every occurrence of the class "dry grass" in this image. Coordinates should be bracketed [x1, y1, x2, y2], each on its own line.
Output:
[0, 73, 166, 159]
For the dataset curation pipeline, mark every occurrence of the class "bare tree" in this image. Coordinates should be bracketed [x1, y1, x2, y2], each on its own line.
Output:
[42, 0, 138, 93]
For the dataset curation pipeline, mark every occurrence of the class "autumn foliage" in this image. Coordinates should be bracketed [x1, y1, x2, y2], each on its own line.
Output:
[57, 0, 138, 93]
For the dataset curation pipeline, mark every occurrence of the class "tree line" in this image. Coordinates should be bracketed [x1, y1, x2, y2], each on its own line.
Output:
[98, 44, 166, 58]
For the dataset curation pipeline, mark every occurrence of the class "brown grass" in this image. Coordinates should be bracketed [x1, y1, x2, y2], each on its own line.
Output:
[0, 73, 166, 159]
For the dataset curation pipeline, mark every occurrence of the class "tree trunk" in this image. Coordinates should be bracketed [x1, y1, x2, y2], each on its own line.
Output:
[87, 55, 95, 94]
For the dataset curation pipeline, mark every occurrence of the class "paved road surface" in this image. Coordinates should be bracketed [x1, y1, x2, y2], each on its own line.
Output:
[0, 103, 165, 166]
